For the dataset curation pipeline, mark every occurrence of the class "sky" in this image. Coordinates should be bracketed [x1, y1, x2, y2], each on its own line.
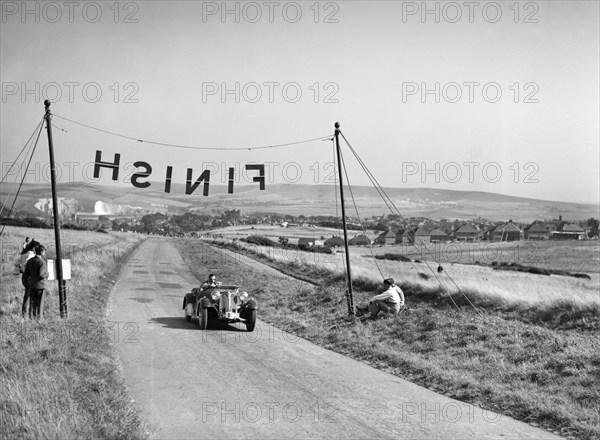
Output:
[1, 0, 599, 205]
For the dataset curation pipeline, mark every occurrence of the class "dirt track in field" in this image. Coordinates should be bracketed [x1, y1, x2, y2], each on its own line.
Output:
[109, 238, 562, 439]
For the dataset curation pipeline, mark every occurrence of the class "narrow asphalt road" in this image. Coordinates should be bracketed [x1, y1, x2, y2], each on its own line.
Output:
[109, 238, 561, 440]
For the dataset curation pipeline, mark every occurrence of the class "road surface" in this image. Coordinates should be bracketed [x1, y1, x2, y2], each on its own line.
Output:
[109, 238, 561, 439]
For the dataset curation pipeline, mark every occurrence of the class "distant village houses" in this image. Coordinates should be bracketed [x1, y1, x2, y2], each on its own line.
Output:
[454, 224, 480, 242]
[324, 236, 345, 248]
[429, 228, 450, 243]
[348, 234, 371, 246]
[490, 221, 523, 242]
[524, 222, 551, 240]
[551, 224, 587, 240]
[375, 229, 398, 246]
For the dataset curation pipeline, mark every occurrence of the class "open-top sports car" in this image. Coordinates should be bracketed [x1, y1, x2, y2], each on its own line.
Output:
[182, 284, 257, 331]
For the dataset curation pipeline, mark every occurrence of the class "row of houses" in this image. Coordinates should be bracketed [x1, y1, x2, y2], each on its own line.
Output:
[288, 216, 593, 250]
[374, 217, 590, 245]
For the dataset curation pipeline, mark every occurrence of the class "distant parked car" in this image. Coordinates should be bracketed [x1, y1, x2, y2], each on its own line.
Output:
[183, 283, 257, 331]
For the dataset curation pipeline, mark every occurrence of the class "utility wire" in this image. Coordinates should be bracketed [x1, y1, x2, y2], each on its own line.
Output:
[1, 139, 35, 212]
[337, 132, 433, 279]
[1, 118, 45, 184]
[1, 120, 44, 215]
[53, 114, 331, 151]
[0, 121, 45, 237]
[337, 142, 385, 280]
[342, 132, 474, 314]
[341, 134, 463, 311]
[340, 131, 479, 315]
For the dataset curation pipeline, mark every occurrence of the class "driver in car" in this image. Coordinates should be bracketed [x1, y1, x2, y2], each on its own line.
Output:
[200, 273, 221, 290]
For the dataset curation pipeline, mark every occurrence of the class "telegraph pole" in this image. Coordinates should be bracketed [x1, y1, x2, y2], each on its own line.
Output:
[334, 122, 354, 315]
[44, 100, 67, 318]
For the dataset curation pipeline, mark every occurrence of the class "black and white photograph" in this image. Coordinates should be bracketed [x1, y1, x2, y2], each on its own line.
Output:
[1, 1, 599, 439]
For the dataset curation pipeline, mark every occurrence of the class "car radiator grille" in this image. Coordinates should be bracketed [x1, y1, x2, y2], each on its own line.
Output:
[220, 292, 238, 312]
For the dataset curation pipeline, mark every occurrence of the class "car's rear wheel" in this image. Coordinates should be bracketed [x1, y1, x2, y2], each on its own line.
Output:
[184, 302, 193, 322]
[199, 306, 208, 330]
[245, 309, 256, 332]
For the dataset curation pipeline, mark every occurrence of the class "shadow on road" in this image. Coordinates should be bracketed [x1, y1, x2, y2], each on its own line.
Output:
[151, 316, 247, 332]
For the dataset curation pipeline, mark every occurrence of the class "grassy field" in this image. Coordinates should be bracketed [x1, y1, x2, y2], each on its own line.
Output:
[176, 233, 600, 440]
[381, 240, 600, 274]
[1, 226, 148, 439]
[206, 224, 353, 244]
[208, 224, 600, 273]
[204, 236, 599, 329]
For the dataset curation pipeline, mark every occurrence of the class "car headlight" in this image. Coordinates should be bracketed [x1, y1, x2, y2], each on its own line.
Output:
[239, 291, 249, 302]
[211, 291, 221, 300]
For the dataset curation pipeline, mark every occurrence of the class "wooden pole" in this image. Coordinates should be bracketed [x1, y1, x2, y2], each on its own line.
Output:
[44, 100, 67, 318]
[334, 122, 354, 315]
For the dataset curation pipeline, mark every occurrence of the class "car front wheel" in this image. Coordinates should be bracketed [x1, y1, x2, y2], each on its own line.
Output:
[184, 302, 194, 322]
[245, 309, 256, 332]
[199, 306, 208, 330]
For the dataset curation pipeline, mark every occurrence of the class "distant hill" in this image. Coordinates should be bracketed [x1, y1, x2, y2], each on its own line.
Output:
[1, 182, 598, 222]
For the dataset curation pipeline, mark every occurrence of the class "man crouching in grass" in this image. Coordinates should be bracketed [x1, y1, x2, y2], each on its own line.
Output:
[357, 278, 405, 318]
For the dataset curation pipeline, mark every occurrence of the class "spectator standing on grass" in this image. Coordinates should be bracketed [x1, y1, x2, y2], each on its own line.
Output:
[19, 239, 37, 270]
[18, 240, 39, 317]
[13, 238, 34, 275]
[23, 244, 49, 319]
[357, 278, 405, 318]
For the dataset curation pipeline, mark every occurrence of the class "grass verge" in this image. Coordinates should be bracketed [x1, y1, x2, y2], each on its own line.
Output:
[1, 226, 148, 439]
[176, 239, 600, 440]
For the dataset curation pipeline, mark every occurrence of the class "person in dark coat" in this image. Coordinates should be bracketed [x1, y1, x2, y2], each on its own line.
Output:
[19, 240, 38, 317]
[23, 244, 49, 319]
